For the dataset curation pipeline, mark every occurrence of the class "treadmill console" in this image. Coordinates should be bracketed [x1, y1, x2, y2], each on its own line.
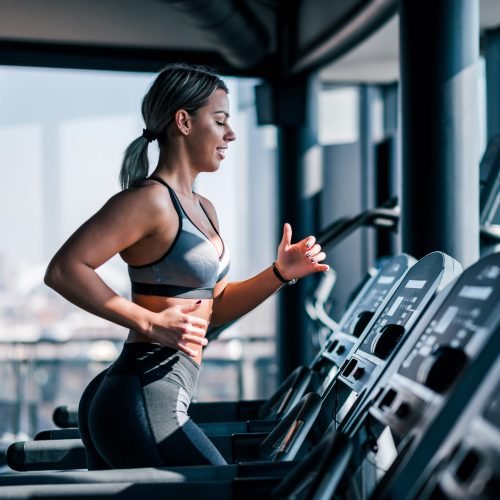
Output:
[334, 252, 460, 425]
[370, 252, 500, 442]
[320, 254, 413, 370]
[420, 358, 500, 499]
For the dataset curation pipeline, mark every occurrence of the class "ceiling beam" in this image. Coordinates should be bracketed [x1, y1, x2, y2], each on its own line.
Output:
[0, 40, 270, 76]
[162, 0, 271, 69]
[291, 0, 397, 75]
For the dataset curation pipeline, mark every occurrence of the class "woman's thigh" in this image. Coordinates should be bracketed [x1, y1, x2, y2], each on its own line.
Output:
[88, 374, 226, 467]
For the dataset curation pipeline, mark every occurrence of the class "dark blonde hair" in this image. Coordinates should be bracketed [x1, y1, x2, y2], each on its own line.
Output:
[120, 63, 228, 189]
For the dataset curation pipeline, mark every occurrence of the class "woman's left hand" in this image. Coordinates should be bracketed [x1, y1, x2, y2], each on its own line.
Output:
[275, 223, 329, 281]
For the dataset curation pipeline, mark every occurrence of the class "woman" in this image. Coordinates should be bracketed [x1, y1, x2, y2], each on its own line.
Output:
[45, 63, 329, 469]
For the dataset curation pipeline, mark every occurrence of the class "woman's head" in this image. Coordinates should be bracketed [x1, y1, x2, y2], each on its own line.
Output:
[120, 63, 229, 189]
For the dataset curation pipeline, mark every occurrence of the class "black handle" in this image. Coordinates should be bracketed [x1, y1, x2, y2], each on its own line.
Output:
[257, 366, 313, 419]
[52, 405, 79, 428]
[258, 392, 322, 462]
[271, 430, 353, 498]
[317, 205, 399, 249]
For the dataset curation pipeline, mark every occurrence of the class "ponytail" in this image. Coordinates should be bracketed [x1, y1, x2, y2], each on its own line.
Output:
[120, 63, 228, 190]
[119, 135, 151, 190]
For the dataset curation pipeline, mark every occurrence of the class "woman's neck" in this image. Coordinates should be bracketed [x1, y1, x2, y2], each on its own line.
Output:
[155, 146, 198, 196]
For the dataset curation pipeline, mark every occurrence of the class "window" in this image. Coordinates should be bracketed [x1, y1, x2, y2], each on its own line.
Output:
[0, 66, 277, 441]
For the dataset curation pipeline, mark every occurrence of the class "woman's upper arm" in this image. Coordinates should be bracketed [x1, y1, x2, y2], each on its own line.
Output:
[50, 186, 163, 270]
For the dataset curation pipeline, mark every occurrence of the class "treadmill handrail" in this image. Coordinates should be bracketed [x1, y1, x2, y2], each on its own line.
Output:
[480, 224, 500, 243]
[270, 430, 353, 498]
[317, 206, 400, 249]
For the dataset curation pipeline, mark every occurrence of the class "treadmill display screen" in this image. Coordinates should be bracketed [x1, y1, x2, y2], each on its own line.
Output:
[405, 280, 427, 289]
[458, 286, 493, 301]
[398, 257, 500, 383]
[378, 276, 396, 285]
[434, 306, 459, 334]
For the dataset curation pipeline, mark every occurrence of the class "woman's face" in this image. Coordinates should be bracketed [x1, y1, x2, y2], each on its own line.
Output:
[186, 88, 236, 172]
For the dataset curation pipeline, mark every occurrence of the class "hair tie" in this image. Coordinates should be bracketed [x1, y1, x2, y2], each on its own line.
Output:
[142, 128, 156, 143]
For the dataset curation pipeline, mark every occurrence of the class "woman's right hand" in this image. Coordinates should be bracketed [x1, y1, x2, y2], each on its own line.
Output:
[149, 301, 208, 356]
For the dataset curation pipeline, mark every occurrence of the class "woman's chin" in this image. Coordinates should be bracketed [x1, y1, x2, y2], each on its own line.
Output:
[207, 162, 221, 172]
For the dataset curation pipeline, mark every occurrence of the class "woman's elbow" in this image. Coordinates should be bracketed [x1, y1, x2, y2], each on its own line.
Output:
[44, 258, 66, 291]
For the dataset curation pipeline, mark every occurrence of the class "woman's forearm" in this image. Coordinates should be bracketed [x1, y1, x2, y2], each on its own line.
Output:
[44, 260, 153, 335]
[210, 266, 284, 326]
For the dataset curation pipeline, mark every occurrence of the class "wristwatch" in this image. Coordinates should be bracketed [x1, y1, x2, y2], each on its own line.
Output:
[272, 262, 298, 286]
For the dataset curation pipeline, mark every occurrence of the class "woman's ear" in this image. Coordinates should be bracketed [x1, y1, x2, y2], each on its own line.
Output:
[174, 109, 191, 136]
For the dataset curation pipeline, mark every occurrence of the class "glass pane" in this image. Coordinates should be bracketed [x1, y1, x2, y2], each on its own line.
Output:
[0, 66, 277, 442]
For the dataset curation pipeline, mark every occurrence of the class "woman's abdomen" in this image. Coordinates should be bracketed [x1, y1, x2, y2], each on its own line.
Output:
[128, 294, 213, 365]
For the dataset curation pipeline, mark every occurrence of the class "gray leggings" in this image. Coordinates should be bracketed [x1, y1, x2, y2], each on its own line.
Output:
[78, 342, 227, 469]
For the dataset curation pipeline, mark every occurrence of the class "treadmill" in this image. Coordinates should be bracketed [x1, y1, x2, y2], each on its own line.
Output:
[2, 252, 499, 499]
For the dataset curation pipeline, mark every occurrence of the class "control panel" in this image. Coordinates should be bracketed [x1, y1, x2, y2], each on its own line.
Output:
[317, 254, 413, 371]
[398, 263, 499, 391]
[332, 252, 461, 426]
[419, 357, 500, 499]
[313, 254, 413, 395]
[366, 252, 500, 498]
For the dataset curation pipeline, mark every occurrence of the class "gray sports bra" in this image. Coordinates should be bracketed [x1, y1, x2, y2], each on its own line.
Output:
[128, 176, 230, 299]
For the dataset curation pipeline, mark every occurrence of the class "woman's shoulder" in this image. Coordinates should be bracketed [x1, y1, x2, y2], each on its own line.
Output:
[103, 180, 176, 221]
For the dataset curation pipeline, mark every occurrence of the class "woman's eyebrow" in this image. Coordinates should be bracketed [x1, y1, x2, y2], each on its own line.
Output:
[213, 110, 230, 118]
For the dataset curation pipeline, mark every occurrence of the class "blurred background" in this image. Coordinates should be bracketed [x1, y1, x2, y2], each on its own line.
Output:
[0, 0, 496, 451]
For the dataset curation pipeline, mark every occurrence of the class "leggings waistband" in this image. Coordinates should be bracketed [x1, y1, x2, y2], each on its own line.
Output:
[109, 342, 200, 394]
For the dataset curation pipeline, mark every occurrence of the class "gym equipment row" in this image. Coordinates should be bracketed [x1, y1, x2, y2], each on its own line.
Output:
[1, 133, 498, 497]
[0, 250, 498, 499]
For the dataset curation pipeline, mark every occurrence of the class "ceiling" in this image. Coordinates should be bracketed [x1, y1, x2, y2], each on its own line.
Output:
[321, 0, 500, 83]
[0, 0, 499, 82]
[0, 0, 393, 76]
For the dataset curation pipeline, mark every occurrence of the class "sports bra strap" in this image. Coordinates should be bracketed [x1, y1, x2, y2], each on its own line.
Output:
[149, 176, 184, 217]
[149, 176, 221, 238]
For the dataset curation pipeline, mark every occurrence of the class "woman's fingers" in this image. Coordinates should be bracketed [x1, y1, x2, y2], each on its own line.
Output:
[154, 304, 208, 352]
[303, 235, 316, 249]
[179, 300, 202, 314]
[310, 251, 326, 263]
[316, 263, 330, 272]
[191, 316, 209, 330]
[281, 223, 292, 247]
[177, 344, 200, 357]
[180, 332, 208, 345]
[179, 323, 208, 341]
[306, 243, 322, 259]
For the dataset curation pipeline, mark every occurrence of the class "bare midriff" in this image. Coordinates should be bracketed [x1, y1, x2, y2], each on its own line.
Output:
[127, 294, 213, 366]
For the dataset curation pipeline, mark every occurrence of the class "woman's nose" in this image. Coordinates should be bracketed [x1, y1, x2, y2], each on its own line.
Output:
[225, 126, 236, 142]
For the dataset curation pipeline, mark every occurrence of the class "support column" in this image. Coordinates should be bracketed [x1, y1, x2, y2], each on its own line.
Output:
[399, 0, 480, 266]
[359, 85, 376, 267]
[484, 27, 500, 139]
[380, 82, 401, 255]
[275, 76, 319, 380]
[269, 0, 320, 381]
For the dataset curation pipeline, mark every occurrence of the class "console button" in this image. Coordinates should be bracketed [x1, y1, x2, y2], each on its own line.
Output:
[418, 346, 468, 393]
[352, 311, 375, 337]
[371, 324, 405, 359]
[395, 402, 411, 419]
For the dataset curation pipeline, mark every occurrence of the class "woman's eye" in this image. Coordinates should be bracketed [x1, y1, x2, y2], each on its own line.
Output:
[217, 121, 226, 126]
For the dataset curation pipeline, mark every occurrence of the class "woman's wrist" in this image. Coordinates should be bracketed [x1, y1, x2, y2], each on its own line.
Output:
[272, 261, 297, 286]
[131, 305, 156, 338]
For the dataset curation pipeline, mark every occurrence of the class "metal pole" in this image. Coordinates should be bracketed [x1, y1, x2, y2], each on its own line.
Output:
[399, 0, 480, 266]
[484, 27, 500, 140]
[274, 1, 319, 381]
[276, 86, 318, 379]
[359, 85, 376, 267]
